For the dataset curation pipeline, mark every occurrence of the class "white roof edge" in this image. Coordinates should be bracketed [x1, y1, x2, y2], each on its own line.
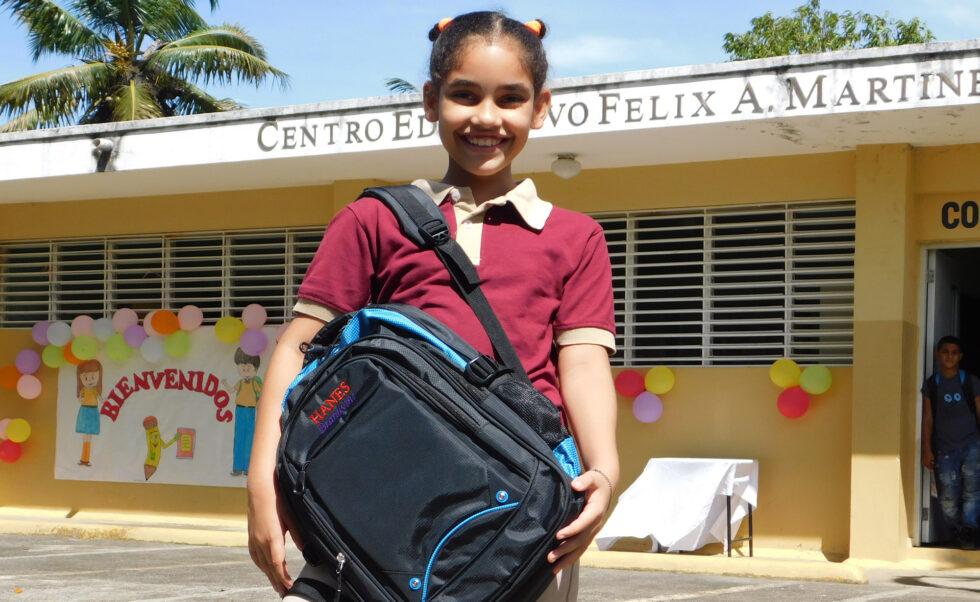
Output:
[2, 38, 979, 145]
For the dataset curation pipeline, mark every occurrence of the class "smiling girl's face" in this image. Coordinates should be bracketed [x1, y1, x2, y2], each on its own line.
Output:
[424, 39, 551, 181]
[81, 371, 99, 388]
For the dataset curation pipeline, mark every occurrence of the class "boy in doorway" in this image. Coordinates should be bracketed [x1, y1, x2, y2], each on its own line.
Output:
[921, 335, 980, 549]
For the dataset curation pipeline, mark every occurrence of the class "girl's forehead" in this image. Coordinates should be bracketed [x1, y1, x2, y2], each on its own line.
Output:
[449, 40, 532, 84]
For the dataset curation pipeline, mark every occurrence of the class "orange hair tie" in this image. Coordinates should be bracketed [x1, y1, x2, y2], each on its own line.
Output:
[524, 19, 543, 37]
[437, 17, 453, 32]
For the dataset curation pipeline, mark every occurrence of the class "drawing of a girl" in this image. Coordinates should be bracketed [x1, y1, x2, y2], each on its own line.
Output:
[75, 359, 103, 466]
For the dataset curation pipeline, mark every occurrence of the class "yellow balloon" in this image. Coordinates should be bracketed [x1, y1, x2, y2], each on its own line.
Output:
[644, 366, 675, 395]
[6, 418, 31, 443]
[215, 316, 245, 344]
[800, 365, 832, 395]
[770, 358, 801, 388]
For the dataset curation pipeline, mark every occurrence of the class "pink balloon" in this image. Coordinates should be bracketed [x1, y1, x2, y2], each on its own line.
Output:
[16, 374, 41, 400]
[178, 305, 204, 331]
[124, 324, 148, 348]
[242, 304, 268, 330]
[31, 321, 50, 346]
[239, 329, 268, 356]
[777, 386, 810, 419]
[615, 370, 646, 397]
[632, 392, 664, 423]
[15, 349, 41, 375]
[112, 308, 139, 333]
[0, 418, 9, 439]
[143, 310, 160, 337]
[71, 315, 94, 337]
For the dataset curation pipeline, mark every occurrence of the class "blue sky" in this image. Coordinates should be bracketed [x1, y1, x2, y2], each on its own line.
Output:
[1, 1, 979, 110]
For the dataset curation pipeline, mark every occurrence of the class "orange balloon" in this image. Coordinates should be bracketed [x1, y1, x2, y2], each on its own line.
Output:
[0, 365, 19, 389]
[63, 345, 82, 365]
[151, 310, 180, 335]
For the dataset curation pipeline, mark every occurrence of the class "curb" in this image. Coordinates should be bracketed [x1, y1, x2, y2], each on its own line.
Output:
[580, 550, 867, 584]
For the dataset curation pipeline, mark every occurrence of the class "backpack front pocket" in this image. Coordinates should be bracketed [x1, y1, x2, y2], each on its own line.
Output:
[304, 358, 527, 578]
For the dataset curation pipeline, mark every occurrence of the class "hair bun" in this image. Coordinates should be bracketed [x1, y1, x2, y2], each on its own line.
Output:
[428, 17, 453, 41]
[524, 19, 547, 39]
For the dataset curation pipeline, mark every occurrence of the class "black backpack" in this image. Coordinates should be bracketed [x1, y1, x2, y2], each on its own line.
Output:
[277, 186, 585, 601]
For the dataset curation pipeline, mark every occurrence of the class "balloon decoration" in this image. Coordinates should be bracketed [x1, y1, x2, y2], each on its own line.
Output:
[63, 345, 82, 366]
[105, 334, 134, 363]
[242, 304, 268, 330]
[164, 331, 191, 358]
[769, 358, 801, 388]
[614, 370, 645, 397]
[215, 316, 246, 344]
[151, 310, 180, 335]
[71, 315, 94, 337]
[92, 317, 115, 342]
[31, 321, 50, 346]
[0, 418, 8, 439]
[42, 345, 66, 368]
[46, 321, 72, 347]
[143, 310, 161, 337]
[615, 366, 675, 424]
[71, 335, 100, 360]
[769, 359, 832, 419]
[633, 392, 664, 423]
[112, 308, 139, 333]
[16, 375, 41, 400]
[124, 324, 148, 348]
[239, 329, 268, 356]
[140, 337, 165, 363]
[0, 418, 31, 463]
[178, 305, 204, 331]
[0, 365, 19, 390]
[6, 418, 30, 443]
[0, 439, 22, 463]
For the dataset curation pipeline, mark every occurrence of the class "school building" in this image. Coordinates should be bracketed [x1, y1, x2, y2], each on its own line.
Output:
[2, 39, 980, 569]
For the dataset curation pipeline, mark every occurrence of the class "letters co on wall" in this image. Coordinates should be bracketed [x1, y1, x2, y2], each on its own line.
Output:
[942, 201, 980, 230]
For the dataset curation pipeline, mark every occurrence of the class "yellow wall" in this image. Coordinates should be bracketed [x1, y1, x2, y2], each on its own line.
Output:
[0, 152, 857, 556]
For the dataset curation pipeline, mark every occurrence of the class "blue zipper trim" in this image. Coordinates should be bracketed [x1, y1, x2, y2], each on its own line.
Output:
[552, 436, 583, 478]
[420, 501, 520, 601]
[281, 357, 322, 414]
[331, 308, 469, 370]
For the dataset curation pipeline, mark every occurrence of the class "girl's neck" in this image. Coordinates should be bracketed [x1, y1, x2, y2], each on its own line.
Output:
[441, 162, 516, 204]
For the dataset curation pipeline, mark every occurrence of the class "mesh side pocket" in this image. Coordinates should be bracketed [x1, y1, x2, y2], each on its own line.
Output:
[491, 379, 568, 448]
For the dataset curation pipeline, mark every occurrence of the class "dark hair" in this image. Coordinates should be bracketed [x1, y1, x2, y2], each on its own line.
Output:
[427, 11, 549, 95]
[234, 347, 261, 368]
[936, 335, 963, 353]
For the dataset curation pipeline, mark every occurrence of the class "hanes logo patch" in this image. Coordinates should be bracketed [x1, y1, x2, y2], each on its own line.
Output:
[308, 380, 357, 433]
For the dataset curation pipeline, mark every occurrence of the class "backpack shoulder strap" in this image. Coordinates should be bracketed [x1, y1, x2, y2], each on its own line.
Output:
[963, 370, 977, 419]
[361, 185, 529, 382]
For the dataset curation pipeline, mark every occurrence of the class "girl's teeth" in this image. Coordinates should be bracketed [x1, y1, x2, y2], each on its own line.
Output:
[467, 137, 500, 147]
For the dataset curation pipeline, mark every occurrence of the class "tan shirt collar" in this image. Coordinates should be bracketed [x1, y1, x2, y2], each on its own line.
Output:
[411, 179, 553, 231]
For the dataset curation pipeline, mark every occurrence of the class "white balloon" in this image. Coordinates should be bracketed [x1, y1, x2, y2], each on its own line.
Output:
[46, 321, 72, 347]
[140, 337, 165, 363]
[92, 317, 115, 342]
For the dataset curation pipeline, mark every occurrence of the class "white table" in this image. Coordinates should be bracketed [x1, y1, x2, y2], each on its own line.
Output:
[596, 458, 759, 554]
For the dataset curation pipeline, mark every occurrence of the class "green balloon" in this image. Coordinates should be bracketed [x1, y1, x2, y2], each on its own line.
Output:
[42, 344, 67, 368]
[71, 335, 100, 360]
[800, 365, 832, 395]
[105, 334, 133, 363]
[164, 331, 191, 358]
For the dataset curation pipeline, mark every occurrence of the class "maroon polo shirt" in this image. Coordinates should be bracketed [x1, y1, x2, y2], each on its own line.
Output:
[296, 188, 616, 409]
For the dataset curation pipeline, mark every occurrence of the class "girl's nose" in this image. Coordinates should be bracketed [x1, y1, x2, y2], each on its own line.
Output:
[472, 98, 502, 127]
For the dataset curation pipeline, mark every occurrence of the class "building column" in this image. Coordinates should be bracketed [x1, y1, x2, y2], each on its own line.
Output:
[849, 144, 917, 561]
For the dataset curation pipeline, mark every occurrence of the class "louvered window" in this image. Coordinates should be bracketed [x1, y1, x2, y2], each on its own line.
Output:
[595, 200, 855, 366]
[0, 228, 325, 327]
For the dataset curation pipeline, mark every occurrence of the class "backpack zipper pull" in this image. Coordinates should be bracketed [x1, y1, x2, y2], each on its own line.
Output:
[292, 462, 308, 496]
[333, 552, 346, 602]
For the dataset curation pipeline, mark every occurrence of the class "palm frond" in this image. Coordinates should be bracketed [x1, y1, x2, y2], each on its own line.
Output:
[150, 68, 240, 114]
[69, 0, 122, 39]
[111, 79, 162, 121]
[0, 107, 43, 132]
[2, 0, 105, 60]
[134, 0, 208, 41]
[147, 43, 288, 89]
[0, 62, 111, 118]
[385, 77, 419, 94]
[157, 23, 268, 58]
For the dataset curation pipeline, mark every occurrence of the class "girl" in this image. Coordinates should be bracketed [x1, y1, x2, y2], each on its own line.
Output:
[247, 11, 619, 600]
[75, 359, 103, 466]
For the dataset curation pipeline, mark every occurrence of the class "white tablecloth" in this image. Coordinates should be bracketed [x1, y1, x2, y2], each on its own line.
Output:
[596, 458, 759, 553]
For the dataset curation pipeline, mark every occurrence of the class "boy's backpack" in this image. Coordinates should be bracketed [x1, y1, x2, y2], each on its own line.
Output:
[276, 185, 585, 601]
[926, 369, 978, 423]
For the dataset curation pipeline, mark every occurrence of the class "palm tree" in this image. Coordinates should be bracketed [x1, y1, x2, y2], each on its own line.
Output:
[0, 0, 288, 132]
[385, 78, 418, 94]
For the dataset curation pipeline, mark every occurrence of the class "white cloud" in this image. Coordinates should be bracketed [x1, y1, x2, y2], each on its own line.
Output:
[546, 34, 666, 70]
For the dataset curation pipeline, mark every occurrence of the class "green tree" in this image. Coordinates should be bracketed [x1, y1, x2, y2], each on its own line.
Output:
[384, 77, 418, 94]
[723, 0, 935, 61]
[0, 0, 288, 132]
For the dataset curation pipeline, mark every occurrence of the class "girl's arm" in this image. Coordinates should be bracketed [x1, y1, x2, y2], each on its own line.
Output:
[547, 343, 619, 574]
[247, 314, 326, 596]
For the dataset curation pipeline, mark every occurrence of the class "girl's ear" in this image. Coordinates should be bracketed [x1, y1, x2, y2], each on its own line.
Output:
[530, 88, 552, 130]
[422, 81, 439, 123]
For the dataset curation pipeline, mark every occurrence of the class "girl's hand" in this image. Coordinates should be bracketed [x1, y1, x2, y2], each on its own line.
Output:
[546, 470, 613, 575]
[247, 478, 302, 597]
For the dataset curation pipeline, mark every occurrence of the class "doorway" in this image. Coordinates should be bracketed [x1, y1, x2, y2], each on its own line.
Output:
[918, 246, 980, 546]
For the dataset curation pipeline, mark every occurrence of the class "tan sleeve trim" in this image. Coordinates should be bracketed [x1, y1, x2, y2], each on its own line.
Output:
[292, 299, 341, 323]
[555, 327, 617, 353]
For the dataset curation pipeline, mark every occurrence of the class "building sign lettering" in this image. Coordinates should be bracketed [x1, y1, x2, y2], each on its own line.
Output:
[941, 200, 980, 229]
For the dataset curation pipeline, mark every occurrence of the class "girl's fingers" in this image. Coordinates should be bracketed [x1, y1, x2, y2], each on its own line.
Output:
[556, 502, 602, 540]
